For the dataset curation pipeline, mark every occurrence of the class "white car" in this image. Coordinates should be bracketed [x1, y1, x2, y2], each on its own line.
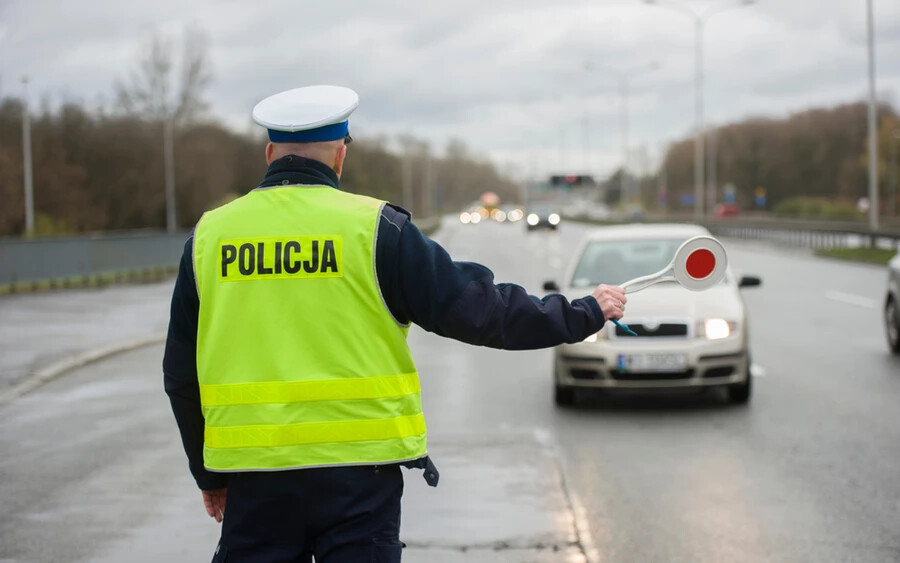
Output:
[884, 252, 900, 354]
[546, 224, 761, 405]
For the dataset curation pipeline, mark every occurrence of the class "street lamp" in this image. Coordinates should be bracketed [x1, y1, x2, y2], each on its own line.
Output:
[643, 0, 757, 221]
[584, 61, 659, 207]
[866, 0, 879, 230]
[890, 129, 900, 219]
[21, 76, 34, 236]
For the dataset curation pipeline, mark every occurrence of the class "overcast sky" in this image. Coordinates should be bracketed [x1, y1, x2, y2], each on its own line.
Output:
[1, 0, 899, 179]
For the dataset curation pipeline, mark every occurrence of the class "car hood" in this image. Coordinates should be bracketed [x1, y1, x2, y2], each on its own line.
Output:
[566, 281, 745, 321]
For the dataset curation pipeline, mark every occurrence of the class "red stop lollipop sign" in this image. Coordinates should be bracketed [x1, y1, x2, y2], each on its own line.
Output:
[685, 248, 715, 279]
[622, 236, 728, 293]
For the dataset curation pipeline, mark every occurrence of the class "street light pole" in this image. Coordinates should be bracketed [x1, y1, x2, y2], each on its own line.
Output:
[643, 0, 756, 221]
[890, 130, 900, 219]
[584, 61, 657, 206]
[866, 0, 879, 230]
[694, 16, 704, 220]
[21, 76, 34, 236]
[620, 74, 630, 203]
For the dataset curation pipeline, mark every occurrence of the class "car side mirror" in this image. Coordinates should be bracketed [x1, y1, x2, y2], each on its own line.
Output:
[543, 280, 560, 292]
[738, 275, 761, 288]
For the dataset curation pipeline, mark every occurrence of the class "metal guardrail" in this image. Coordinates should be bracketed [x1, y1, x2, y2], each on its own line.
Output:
[0, 216, 444, 294]
[6, 213, 893, 294]
[700, 217, 900, 251]
[567, 214, 900, 252]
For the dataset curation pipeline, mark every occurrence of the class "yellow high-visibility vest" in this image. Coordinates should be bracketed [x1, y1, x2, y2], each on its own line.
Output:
[193, 185, 427, 472]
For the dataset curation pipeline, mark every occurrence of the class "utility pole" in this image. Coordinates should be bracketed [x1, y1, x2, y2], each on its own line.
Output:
[401, 137, 414, 214]
[21, 76, 34, 236]
[707, 127, 717, 212]
[164, 119, 177, 233]
[422, 143, 434, 218]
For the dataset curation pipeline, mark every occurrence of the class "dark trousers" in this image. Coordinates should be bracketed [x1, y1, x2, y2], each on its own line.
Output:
[212, 464, 404, 563]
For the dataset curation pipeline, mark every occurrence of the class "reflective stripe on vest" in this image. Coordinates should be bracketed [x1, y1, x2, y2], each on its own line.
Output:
[193, 185, 427, 471]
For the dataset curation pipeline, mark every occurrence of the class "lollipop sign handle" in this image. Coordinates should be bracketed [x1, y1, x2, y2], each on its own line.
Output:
[621, 267, 674, 294]
[611, 318, 638, 336]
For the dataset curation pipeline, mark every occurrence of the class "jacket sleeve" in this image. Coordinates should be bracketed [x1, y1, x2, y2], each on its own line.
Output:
[376, 206, 605, 350]
[162, 236, 228, 491]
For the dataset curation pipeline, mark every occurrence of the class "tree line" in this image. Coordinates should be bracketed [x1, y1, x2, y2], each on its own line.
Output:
[3, 61, 897, 236]
[0, 97, 522, 237]
[656, 101, 900, 217]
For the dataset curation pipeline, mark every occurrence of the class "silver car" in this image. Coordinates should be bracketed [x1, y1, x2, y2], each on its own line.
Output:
[884, 253, 900, 354]
[546, 224, 761, 406]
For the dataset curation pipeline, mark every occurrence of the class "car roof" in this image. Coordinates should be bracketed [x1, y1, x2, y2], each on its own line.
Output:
[581, 223, 710, 241]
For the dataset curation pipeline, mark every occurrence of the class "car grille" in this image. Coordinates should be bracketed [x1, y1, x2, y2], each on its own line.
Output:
[614, 322, 689, 337]
[571, 368, 601, 380]
[610, 369, 694, 380]
[702, 366, 735, 378]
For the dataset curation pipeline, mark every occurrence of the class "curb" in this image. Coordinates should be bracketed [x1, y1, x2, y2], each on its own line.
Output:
[0, 266, 177, 295]
[0, 332, 167, 405]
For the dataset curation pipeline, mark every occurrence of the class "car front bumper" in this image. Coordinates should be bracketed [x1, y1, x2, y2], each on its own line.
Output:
[554, 340, 749, 389]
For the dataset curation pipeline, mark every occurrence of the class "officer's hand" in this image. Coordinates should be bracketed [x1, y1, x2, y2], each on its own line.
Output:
[592, 284, 626, 321]
[202, 488, 227, 523]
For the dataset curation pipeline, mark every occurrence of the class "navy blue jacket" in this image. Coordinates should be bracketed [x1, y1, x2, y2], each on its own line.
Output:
[163, 155, 605, 490]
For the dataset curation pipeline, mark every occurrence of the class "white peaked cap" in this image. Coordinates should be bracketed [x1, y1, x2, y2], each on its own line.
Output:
[252, 85, 359, 142]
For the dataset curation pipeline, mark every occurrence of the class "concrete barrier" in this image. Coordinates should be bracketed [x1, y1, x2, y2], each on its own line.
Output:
[0, 230, 188, 294]
[0, 216, 444, 294]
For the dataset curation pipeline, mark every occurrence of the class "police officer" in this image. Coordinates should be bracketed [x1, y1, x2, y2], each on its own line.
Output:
[163, 85, 627, 563]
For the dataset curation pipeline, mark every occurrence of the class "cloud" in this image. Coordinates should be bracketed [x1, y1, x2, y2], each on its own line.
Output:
[0, 0, 898, 179]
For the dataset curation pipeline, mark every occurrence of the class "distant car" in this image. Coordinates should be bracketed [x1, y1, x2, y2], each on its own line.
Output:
[714, 203, 740, 218]
[884, 253, 900, 354]
[500, 205, 524, 223]
[526, 204, 561, 231]
[545, 223, 761, 406]
[459, 205, 488, 225]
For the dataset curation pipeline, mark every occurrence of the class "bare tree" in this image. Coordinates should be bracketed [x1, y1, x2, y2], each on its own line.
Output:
[115, 26, 212, 232]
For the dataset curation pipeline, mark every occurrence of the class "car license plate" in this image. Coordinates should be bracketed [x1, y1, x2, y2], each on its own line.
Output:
[617, 353, 688, 373]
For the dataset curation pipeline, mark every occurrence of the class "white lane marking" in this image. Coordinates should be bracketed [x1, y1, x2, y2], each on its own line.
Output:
[824, 290, 876, 309]
[569, 491, 601, 563]
[536, 428, 600, 563]
[751, 363, 766, 378]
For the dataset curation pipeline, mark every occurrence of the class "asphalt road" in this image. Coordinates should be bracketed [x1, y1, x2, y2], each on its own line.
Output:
[1, 217, 899, 562]
[417, 219, 900, 562]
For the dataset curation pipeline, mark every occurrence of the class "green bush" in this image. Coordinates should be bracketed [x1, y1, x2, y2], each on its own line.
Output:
[31, 213, 75, 237]
[773, 197, 860, 220]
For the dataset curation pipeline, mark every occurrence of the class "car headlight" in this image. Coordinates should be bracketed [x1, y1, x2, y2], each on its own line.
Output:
[527, 213, 539, 225]
[697, 319, 737, 340]
[582, 326, 610, 342]
[470, 213, 481, 224]
[548, 213, 560, 225]
[459, 212, 471, 224]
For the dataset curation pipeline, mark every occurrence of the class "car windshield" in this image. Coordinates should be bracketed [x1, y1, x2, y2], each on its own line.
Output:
[570, 238, 686, 288]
